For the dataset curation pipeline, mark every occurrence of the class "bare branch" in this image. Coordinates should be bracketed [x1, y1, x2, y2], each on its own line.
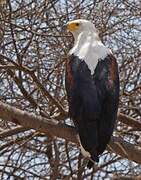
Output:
[118, 113, 141, 130]
[0, 101, 141, 165]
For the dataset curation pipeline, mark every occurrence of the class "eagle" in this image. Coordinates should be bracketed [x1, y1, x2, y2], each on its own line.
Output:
[65, 19, 119, 168]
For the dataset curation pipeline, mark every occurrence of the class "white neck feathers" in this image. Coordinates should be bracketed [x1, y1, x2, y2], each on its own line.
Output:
[69, 32, 110, 75]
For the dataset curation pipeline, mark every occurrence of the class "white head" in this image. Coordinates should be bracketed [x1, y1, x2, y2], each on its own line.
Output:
[67, 19, 99, 40]
[67, 19, 110, 75]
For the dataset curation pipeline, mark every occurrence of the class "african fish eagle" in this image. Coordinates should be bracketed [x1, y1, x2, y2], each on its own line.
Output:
[65, 19, 119, 168]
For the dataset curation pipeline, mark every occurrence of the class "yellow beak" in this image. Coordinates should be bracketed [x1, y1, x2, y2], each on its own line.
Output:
[67, 22, 79, 32]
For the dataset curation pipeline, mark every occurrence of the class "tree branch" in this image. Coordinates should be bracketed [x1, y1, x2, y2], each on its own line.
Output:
[0, 101, 141, 164]
[0, 126, 29, 140]
[118, 113, 141, 130]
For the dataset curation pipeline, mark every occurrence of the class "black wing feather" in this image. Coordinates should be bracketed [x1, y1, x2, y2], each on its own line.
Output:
[65, 54, 119, 166]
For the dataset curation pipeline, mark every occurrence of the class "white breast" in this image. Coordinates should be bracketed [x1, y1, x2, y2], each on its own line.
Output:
[69, 32, 110, 75]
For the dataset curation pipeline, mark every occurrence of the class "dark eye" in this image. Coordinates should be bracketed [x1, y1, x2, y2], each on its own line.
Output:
[76, 23, 79, 26]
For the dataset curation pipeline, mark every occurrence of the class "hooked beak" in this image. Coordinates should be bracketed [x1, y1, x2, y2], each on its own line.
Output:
[66, 22, 79, 32]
